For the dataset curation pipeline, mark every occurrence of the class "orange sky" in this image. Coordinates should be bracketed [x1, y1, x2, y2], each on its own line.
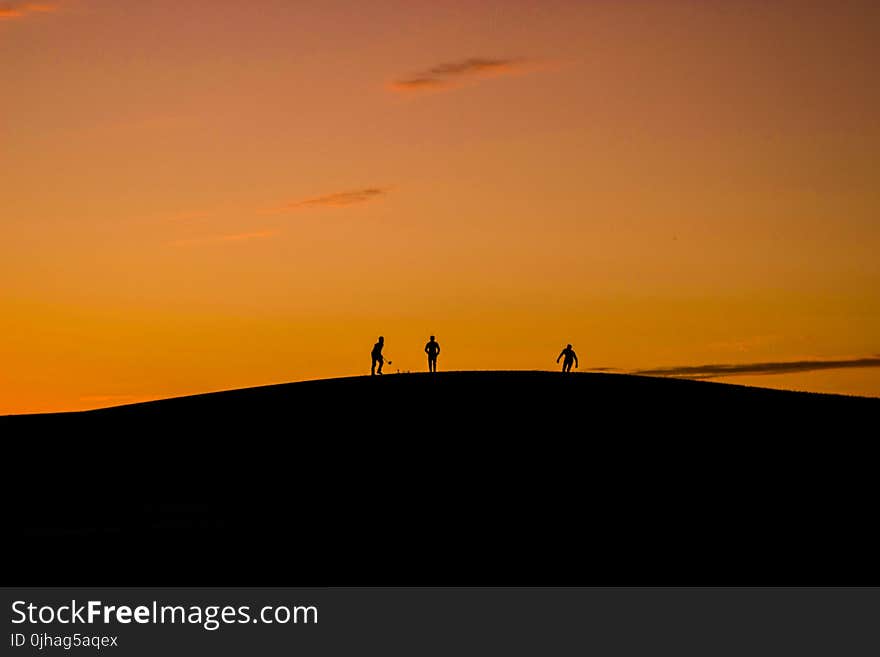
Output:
[2, 0, 879, 413]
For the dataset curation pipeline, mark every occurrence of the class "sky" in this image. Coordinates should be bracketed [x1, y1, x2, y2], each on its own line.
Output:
[2, 0, 879, 413]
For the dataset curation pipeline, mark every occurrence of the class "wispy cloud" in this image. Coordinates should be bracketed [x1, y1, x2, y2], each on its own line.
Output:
[268, 187, 389, 213]
[0, 2, 57, 20]
[169, 230, 278, 248]
[635, 357, 880, 379]
[390, 57, 529, 93]
[391, 77, 446, 91]
[162, 186, 388, 245]
[429, 58, 521, 76]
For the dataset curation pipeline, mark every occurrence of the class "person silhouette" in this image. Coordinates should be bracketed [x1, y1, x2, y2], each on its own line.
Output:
[557, 344, 578, 373]
[424, 335, 440, 373]
[371, 336, 385, 376]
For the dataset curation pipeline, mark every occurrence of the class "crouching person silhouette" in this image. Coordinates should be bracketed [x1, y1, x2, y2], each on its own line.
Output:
[371, 336, 385, 376]
[557, 344, 578, 373]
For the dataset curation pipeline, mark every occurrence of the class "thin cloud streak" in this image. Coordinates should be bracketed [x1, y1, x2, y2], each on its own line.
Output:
[635, 357, 880, 379]
[392, 77, 446, 90]
[0, 2, 57, 19]
[164, 186, 388, 244]
[429, 57, 521, 76]
[270, 187, 389, 212]
[390, 57, 528, 92]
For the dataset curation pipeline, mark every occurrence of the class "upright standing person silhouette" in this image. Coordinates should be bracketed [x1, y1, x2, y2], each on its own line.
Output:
[424, 335, 440, 373]
[371, 336, 385, 376]
[557, 344, 578, 373]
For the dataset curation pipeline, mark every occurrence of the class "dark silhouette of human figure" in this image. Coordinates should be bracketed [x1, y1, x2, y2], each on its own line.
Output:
[425, 335, 440, 373]
[371, 336, 385, 376]
[557, 344, 578, 373]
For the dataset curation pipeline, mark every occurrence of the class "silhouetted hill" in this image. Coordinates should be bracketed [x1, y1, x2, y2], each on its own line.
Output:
[3, 371, 877, 585]
[5, 369, 876, 429]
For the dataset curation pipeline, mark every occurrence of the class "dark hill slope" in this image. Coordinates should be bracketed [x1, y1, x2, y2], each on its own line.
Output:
[5, 370, 876, 431]
[3, 372, 877, 585]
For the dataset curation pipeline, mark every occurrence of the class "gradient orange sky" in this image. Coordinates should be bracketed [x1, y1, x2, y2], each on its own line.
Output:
[3, 0, 879, 413]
